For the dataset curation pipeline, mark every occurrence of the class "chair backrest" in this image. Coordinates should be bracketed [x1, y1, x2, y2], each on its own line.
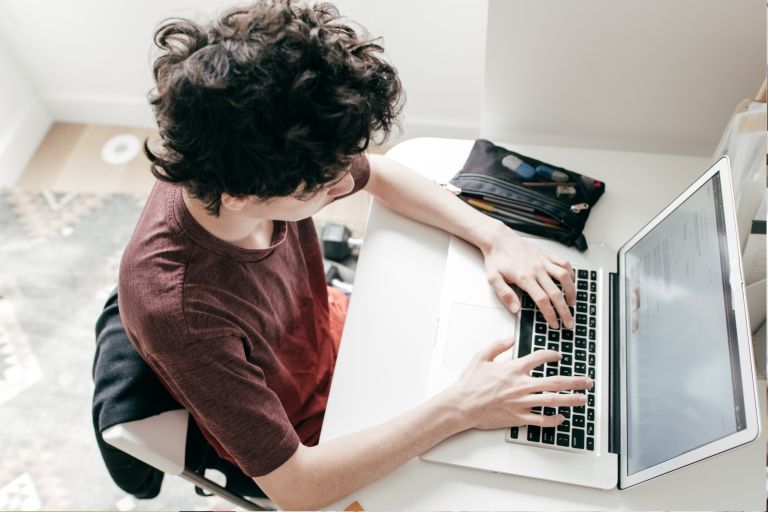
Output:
[92, 288, 270, 506]
[92, 288, 182, 498]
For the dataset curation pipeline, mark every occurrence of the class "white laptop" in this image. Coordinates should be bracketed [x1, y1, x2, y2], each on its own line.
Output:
[421, 156, 761, 489]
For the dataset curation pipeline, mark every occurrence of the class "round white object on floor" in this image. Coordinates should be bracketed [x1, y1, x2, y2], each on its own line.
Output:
[101, 134, 142, 165]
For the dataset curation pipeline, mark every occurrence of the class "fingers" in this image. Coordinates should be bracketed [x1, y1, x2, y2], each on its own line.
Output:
[517, 349, 561, 373]
[519, 391, 588, 409]
[519, 279, 560, 329]
[530, 374, 594, 394]
[546, 260, 576, 308]
[518, 412, 565, 428]
[546, 253, 575, 279]
[474, 336, 516, 363]
[536, 274, 574, 330]
[488, 274, 521, 313]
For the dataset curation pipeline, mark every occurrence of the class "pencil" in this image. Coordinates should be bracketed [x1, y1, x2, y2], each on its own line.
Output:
[467, 198, 562, 228]
[522, 182, 576, 188]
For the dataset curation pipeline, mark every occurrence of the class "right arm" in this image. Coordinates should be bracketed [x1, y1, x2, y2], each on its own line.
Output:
[256, 339, 593, 510]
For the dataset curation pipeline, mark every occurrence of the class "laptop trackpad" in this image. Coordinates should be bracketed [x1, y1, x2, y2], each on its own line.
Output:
[442, 303, 516, 370]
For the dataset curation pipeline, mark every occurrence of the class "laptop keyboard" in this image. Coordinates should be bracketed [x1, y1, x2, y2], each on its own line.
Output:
[507, 268, 598, 453]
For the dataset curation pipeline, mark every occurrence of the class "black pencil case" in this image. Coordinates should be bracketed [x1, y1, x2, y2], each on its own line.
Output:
[449, 139, 605, 251]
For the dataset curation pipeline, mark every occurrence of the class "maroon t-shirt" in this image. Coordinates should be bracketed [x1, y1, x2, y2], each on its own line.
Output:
[118, 156, 370, 477]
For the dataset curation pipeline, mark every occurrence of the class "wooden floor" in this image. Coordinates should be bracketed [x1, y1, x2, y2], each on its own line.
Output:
[16, 122, 376, 237]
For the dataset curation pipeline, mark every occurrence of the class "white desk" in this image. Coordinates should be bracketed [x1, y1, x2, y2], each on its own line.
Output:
[320, 138, 766, 510]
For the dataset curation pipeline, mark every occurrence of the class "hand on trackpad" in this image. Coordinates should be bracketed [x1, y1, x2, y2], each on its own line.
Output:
[442, 302, 517, 371]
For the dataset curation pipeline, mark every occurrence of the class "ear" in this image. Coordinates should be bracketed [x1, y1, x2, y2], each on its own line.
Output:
[220, 192, 249, 212]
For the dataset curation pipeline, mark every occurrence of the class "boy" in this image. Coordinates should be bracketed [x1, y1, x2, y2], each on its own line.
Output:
[118, 1, 590, 509]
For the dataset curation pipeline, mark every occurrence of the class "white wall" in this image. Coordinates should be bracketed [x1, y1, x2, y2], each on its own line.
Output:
[332, 0, 488, 141]
[0, 0, 489, 141]
[0, 38, 52, 186]
[483, 0, 766, 156]
[0, 1, 763, 156]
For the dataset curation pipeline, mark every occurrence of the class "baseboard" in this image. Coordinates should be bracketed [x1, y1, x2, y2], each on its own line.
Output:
[42, 93, 156, 129]
[0, 100, 53, 187]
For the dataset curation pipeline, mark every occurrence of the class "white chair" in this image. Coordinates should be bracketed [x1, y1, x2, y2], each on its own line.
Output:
[102, 409, 274, 510]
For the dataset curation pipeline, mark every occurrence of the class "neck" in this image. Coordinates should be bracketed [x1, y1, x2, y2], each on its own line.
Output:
[182, 190, 274, 250]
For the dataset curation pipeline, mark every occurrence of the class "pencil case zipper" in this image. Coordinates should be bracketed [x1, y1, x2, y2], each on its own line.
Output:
[451, 173, 583, 227]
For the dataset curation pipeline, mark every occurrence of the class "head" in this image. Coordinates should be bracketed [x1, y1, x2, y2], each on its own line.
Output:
[145, 0, 403, 217]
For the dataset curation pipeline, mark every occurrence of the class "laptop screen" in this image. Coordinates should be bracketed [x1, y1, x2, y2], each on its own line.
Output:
[623, 173, 747, 476]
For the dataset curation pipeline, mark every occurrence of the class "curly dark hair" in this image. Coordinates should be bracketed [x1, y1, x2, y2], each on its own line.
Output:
[145, 0, 403, 215]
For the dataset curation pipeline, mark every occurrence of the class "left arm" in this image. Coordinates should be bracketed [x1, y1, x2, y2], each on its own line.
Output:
[364, 153, 575, 329]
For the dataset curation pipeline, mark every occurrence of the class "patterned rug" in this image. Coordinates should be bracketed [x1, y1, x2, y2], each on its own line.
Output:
[0, 188, 236, 510]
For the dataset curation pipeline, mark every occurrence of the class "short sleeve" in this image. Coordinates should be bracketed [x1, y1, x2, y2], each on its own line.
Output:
[333, 154, 371, 201]
[147, 337, 300, 477]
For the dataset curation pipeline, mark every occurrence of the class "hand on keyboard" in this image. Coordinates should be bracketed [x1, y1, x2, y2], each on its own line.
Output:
[480, 225, 576, 329]
[450, 337, 593, 431]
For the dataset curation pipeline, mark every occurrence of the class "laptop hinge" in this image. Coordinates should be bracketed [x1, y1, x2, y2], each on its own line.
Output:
[608, 272, 620, 455]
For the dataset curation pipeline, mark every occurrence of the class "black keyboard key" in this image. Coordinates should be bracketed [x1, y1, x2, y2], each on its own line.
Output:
[573, 414, 585, 428]
[535, 323, 547, 334]
[587, 437, 594, 451]
[557, 420, 571, 432]
[576, 325, 587, 336]
[590, 305, 596, 315]
[558, 407, 571, 418]
[532, 370, 544, 378]
[548, 331, 560, 342]
[588, 367, 596, 379]
[535, 312, 546, 323]
[574, 405, 585, 415]
[561, 329, 574, 341]
[547, 343, 558, 351]
[547, 362, 559, 371]
[575, 350, 586, 361]
[578, 269, 588, 279]
[522, 294, 535, 309]
[589, 329, 596, 341]
[510, 427, 519, 439]
[574, 362, 586, 374]
[587, 408, 595, 421]
[572, 429, 585, 449]
[588, 342, 595, 353]
[589, 293, 596, 304]
[589, 354, 596, 366]
[575, 337, 587, 349]
[542, 427, 556, 444]
[577, 280, 588, 290]
[576, 314, 587, 325]
[557, 433, 570, 447]
[534, 335, 546, 347]
[577, 302, 588, 313]
[590, 271, 597, 280]
[561, 341, 573, 353]
[587, 394, 595, 407]
[546, 368, 557, 377]
[577, 291, 588, 301]
[560, 367, 572, 376]
[527, 425, 541, 442]
[590, 282, 597, 292]
[587, 423, 594, 436]
[517, 308, 533, 358]
[561, 353, 573, 366]
[589, 317, 596, 328]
